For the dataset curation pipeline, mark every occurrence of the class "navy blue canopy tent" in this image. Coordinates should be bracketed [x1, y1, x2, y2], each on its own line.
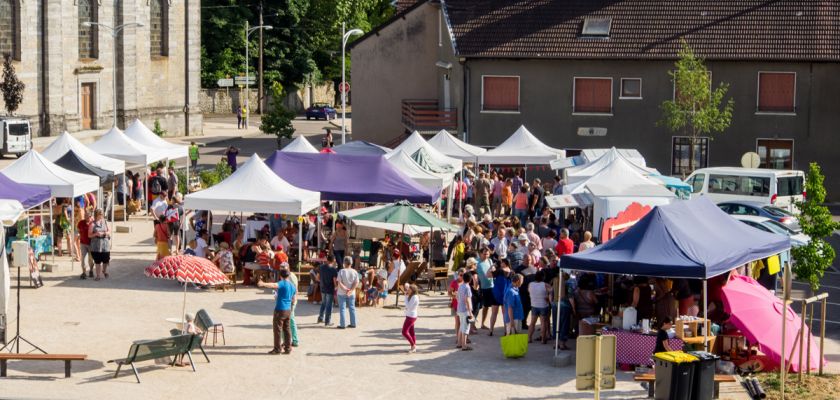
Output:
[332, 141, 390, 156]
[561, 197, 791, 279]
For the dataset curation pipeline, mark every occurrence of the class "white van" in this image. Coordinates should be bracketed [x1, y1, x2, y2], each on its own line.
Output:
[684, 167, 805, 210]
[0, 117, 32, 157]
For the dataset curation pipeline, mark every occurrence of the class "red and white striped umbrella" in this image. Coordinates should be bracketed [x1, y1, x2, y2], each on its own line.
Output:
[145, 255, 229, 285]
[145, 255, 229, 331]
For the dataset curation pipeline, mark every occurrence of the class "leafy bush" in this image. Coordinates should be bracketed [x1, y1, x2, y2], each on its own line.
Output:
[198, 160, 232, 189]
[791, 162, 839, 290]
[153, 119, 168, 137]
[260, 82, 296, 148]
[176, 169, 188, 195]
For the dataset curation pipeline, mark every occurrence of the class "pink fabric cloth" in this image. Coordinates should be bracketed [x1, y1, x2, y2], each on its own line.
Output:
[721, 274, 826, 372]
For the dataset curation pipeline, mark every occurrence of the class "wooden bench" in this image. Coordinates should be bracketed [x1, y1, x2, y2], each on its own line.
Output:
[108, 334, 200, 383]
[634, 373, 736, 399]
[0, 353, 87, 378]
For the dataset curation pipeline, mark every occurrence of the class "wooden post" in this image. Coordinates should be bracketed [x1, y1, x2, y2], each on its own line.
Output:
[807, 302, 813, 374]
[798, 299, 806, 382]
[780, 257, 791, 399]
[819, 297, 826, 375]
[594, 334, 602, 400]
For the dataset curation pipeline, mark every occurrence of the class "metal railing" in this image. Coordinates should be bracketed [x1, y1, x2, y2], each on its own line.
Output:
[401, 99, 457, 132]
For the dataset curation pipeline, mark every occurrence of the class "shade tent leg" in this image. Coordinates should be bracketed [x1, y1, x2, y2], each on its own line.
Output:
[703, 279, 708, 351]
[554, 272, 563, 356]
[110, 181, 115, 224]
[298, 220, 302, 274]
[71, 205, 75, 271]
[395, 223, 405, 308]
[781, 256, 790, 399]
[50, 205, 54, 264]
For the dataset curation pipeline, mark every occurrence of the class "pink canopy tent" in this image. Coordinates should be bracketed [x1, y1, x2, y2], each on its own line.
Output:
[721, 274, 826, 372]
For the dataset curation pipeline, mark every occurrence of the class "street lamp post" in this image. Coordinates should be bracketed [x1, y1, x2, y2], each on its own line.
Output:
[341, 23, 363, 145]
[84, 21, 144, 128]
[244, 22, 273, 129]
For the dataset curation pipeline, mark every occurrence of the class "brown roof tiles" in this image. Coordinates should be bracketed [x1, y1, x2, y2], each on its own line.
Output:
[443, 0, 840, 61]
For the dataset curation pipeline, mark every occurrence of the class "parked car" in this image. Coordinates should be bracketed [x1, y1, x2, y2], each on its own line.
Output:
[684, 167, 805, 211]
[731, 215, 810, 247]
[305, 103, 337, 120]
[717, 201, 801, 232]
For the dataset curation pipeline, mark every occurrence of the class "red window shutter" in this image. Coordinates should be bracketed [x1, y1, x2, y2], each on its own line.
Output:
[483, 77, 519, 111]
[575, 78, 611, 113]
[759, 73, 795, 112]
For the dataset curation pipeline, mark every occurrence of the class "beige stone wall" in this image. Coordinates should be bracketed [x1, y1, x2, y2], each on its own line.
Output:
[198, 83, 337, 114]
[0, 0, 202, 137]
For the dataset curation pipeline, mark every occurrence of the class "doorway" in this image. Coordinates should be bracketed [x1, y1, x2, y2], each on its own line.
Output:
[80, 83, 96, 130]
[757, 139, 793, 169]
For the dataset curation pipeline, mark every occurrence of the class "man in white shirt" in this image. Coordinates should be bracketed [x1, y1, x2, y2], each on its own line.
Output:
[151, 192, 169, 219]
[336, 256, 359, 329]
[490, 227, 508, 260]
[194, 229, 209, 258]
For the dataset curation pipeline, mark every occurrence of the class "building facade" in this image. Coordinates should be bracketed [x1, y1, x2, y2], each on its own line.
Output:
[351, 0, 840, 198]
[0, 0, 202, 137]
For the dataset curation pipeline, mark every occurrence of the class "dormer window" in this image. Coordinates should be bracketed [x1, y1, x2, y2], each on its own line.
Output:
[581, 18, 611, 38]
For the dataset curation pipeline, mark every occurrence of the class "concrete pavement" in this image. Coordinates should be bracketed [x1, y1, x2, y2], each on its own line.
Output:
[0, 216, 755, 399]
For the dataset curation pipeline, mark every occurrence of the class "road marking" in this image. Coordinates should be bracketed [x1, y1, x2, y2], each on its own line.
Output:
[792, 282, 840, 290]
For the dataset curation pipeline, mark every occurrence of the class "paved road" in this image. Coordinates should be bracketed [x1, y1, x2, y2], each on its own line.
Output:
[191, 116, 335, 170]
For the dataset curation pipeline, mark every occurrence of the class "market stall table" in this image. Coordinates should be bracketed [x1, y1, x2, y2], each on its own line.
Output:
[602, 328, 684, 366]
[6, 235, 53, 260]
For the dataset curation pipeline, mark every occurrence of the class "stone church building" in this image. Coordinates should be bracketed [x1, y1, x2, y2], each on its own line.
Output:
[0, 0, 202, 137]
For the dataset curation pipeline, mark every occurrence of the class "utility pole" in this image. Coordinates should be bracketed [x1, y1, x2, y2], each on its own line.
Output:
[258, 1, 264, 114]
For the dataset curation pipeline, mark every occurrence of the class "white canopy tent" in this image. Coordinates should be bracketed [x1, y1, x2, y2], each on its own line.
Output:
[0, 199, 24, 347]
[4, 151, 101, 270]
[88, 126, 167, 166]
[280, 136, 319, 153]
[42, 132, 128, 222]
[185, 154, 320, 215]
[185, 154, 320, 264]
[476, 125, 565, 165]
[561, 156, 675, 239]
[581, 148, 647, 167]
[392, 131, 463, 173]
[2, 150, 100, 198]
[124, 119, 189, 160]
[386, 150, 452, 190]
[0, 200, 24, 225]
[564, 147, 658, 185]
[42, 132, 126, 174]
[427, 129, 487, 162]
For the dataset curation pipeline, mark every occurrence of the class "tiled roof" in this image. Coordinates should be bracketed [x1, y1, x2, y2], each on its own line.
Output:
[396, 0, 420, 13]
[444, 0, 840, 62]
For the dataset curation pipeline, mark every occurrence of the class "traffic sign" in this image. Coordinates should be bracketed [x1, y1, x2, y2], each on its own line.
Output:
[217, 78, 234, 87]
[339, 82, 350, 93]
[234, 76, 256, 86]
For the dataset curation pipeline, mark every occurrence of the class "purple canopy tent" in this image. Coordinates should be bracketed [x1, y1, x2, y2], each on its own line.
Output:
[264, 152, 439, 203]
[0, 173, 51, 210]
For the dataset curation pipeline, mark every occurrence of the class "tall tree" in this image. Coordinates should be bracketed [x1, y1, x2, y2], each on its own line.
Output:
[659, 41, 734, 175]
[792, 163, 839, 291]
[200, 0, 394, 93]
[1, 54, 25, 115]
